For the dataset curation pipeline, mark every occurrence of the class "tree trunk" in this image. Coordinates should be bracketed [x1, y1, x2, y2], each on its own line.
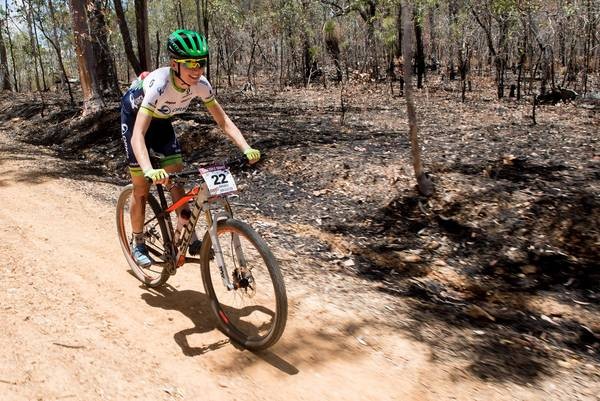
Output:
[301, 0, 313, 86]
[458, 41, 470, 102]
[396, 4, 402, 58]
[155, 30, 160, 70]
[200, 0, 210, 81]
[279, 30, 284, 89]
[246, 29, 257, 85]
[357, 0, 378, 79]
[88, 0, 120, 99]
[516, 31, 526, 101]
[414, 10, 425, 89]
[29, 1, 47, 91]
[4, 0, 17, 91]
[24, 0, 41, 92]
[135, 0, 151, 71]
[176, 0, 184, 27]
[0, 10, 10, 90]
[113, 0, 142, 75]
[428, 5, 437, 64]
[448, 0, 459, 80]
[582, 0, 593, 95]
[68, 0, 104, 114]
[195, 0, 201, 32]
[402, 2, 433, 197]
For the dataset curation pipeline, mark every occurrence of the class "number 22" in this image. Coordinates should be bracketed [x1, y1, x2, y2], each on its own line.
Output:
[211, 173, 228, 185]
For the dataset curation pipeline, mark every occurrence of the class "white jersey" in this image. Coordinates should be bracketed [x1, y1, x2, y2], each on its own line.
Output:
[127, 67, 216, 119]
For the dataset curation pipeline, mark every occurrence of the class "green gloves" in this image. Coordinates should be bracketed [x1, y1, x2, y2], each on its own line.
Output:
[143, 168, 168, 182]
[244, 148, 261, 162]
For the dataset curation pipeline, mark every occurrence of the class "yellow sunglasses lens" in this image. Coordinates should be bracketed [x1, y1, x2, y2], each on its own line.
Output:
[177, 59, 207, 69]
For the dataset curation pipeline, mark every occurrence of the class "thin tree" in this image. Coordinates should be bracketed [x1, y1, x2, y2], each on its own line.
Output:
[28, 0, 47, 91]
[33, 0, 74, 104]
[23, 0, 41, 91]
[0, 5, 10, 90]
[413, 7, 425, 88]
[402, 0, 433, 197]
[135, 0, 151, 71]
[113, 0, 142, 75]
[195, 0, 210, 80]
[3, 0, 17, 91]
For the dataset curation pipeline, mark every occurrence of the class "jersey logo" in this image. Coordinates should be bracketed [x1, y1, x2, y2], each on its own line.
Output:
[148, 79, 155, 88]
[158, 84, 166, 95]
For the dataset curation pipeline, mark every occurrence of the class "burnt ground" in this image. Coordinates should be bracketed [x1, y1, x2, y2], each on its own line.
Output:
[1, 78, 599, 388]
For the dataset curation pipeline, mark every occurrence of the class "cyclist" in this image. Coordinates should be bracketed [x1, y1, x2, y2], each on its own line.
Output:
[120, 29, 260, 268]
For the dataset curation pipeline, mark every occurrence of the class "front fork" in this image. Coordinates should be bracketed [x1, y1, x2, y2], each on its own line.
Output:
[205, 198, 248, 291]
[174, 184, 245, 290]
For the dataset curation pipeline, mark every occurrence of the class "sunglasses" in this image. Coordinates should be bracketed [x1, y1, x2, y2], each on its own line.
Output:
[174, 58, 207, 69]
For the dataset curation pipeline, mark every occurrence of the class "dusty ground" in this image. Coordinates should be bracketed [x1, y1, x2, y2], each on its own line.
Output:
[0, 80, 599, 400]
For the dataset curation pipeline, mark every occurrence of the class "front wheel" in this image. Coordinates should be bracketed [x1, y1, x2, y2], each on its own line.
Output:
[200, 219, 288, 350]
[116, 185, 172, 287]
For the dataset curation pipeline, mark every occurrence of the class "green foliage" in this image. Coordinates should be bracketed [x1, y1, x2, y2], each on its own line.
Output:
[379, 14, 396, 48]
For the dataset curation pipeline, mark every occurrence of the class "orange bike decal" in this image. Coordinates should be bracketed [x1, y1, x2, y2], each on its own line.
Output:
[166, 187, 200, 213]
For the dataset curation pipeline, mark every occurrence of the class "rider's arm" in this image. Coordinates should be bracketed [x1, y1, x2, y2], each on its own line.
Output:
[206, 101, 252, 152]
[131, 111, 153, 172]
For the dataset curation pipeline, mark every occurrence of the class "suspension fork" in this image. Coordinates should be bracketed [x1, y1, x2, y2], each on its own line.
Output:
[205, 197, 248, 290]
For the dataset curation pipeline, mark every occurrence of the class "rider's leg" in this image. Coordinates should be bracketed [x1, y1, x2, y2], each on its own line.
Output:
[129, 173, 152, 267]
[164, 162, 201, 253]
[130, 174, 149, 233]
[120, 97, 153, 268]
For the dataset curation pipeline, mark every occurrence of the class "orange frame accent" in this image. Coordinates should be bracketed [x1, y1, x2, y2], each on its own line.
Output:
[165, 186, 200, 213]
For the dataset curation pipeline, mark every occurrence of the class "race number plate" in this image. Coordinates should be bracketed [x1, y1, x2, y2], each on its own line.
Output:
[199, 165, 237, 196]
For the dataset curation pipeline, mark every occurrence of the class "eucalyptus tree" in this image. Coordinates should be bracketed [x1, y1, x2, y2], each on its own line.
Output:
[134, 0, 150, 71]
[113, 0, 142, 74]
[0, 5, 10, 90]
[69, 0, 104, 113]
[402, 0, 433, 196]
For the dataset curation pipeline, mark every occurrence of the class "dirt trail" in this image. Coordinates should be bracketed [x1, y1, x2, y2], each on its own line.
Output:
[0, 133, 596, 401]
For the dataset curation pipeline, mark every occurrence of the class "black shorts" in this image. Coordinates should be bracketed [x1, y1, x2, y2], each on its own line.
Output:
[120, 89, 182, 176]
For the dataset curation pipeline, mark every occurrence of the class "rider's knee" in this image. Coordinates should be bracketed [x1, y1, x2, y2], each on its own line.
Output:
[132, 182, 149, 199]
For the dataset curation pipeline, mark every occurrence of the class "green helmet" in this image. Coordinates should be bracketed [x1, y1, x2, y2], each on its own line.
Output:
[167, 29, 208, 59]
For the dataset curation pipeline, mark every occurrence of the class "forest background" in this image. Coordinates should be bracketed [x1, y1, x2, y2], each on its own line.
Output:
[0, 0, 598, 111]
[0, 0, 599, 399]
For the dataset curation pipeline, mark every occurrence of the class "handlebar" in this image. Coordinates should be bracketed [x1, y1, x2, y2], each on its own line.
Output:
[145, 155, 253, 185]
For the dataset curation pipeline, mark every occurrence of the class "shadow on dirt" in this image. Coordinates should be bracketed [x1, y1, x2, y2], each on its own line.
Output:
[334, 155, 600, 384]
[140, 284, 300, 375]
[141, 284, 227, 356]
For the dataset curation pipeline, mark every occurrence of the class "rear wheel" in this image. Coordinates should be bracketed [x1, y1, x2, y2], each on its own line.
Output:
[200, 219, 287, 350]
[116, 185, 172, 287]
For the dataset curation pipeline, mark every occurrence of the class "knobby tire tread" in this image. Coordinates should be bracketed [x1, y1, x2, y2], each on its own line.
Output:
[200, 219, 287, 350]
[116, 185, 171, 288]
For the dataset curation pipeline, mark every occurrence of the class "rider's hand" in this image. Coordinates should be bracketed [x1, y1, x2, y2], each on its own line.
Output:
[143, 168, 169, 184]
[244, 148, 261, 164]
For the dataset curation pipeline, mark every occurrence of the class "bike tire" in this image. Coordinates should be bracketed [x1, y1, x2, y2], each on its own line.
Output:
[200, 219, 287, 350]
[116, 184, 171, 287]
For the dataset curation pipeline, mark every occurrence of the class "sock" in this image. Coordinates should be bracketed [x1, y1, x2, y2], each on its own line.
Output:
[132, 232, 145, 245]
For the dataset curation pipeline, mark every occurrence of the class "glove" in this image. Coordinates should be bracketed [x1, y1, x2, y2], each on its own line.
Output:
[143, 168, 168, 183]
[244, 148, 261, 162]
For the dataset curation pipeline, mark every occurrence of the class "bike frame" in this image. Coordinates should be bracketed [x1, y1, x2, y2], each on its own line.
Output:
[153, 179, 242, 291]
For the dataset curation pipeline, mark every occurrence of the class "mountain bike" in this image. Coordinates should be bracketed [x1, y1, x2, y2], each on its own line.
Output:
[115, 157, 287, 350]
